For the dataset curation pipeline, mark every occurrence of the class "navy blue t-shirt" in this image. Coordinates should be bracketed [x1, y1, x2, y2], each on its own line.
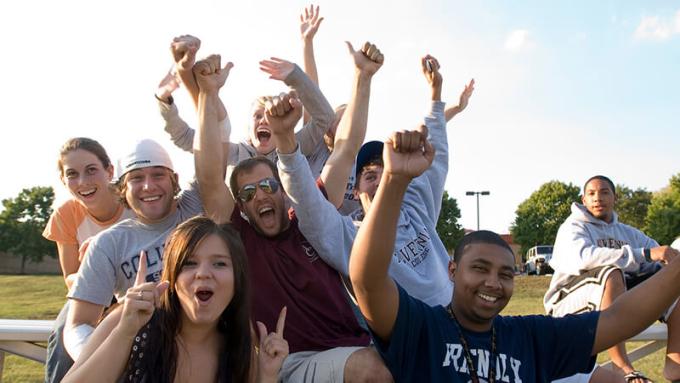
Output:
[373, 286, 598, 382]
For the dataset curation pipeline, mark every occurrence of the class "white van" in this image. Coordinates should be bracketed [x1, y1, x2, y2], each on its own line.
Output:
[525, 245, 554, 275]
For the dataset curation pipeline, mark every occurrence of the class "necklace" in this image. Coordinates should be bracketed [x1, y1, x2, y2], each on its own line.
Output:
[447, 303, 496, 383]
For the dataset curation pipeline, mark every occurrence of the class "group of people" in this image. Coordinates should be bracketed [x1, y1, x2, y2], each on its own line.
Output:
[37, 5, 680, 383]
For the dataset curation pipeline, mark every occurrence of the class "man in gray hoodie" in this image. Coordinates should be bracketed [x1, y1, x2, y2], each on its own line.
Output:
[544, 175, 680, 382]
[278, 55, 464, 307]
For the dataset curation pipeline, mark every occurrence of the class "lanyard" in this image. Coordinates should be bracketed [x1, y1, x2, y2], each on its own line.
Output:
[447, 304, 496, 383]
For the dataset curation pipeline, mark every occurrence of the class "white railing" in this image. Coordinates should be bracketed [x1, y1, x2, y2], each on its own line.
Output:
[601, 323, 667, 369]
[0, 319, 54, 382]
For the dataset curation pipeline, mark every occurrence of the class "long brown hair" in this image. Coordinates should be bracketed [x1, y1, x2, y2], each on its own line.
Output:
[132, 216, 251, 382]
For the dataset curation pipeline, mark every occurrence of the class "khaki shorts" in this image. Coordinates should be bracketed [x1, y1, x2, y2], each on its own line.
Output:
[279, 346, 364, 383]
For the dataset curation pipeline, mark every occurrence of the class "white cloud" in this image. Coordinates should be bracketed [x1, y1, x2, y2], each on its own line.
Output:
[504, 29, 533, 52]
[634, 10, 680, 41]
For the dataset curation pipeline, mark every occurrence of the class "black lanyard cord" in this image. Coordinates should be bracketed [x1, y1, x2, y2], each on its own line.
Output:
[447, 303, 497, 383]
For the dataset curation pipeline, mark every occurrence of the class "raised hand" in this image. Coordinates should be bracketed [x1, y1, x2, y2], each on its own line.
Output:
[259, 58, 295, 82]
[256, 307, 289, 381]
[383, 126, 435, 180]
[421, 54, 443, 90]
[457, 79, 475, 111]
[263, 92, 303, 137]
[345, 41, 384, 77]
[171, 35, 201, 72]
[299, 4, 324, 42]
[193, 54, 233, 94]
[155, 66, 181, 102]
[118, 252, 169, 338]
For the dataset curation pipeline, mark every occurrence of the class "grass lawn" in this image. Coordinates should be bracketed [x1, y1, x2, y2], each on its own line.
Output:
[0, 275, 668, 381]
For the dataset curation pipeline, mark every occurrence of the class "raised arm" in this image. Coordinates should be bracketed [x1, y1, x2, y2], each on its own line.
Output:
[444, 79, 474, 122]
[299, 4, 324, 125]
[193, 55, 235, 225]
[153, 66, 195, 152]
[320, 41, 383, 207]
[157, 45, 231, 156]
[413, 55, 447, 219]
[593, 250, 680, 354]
[260, 58, 334, 156]
[64, 254, 168, 382]
[171, 35, 227, 120]
[275, 94, 356, 275]
[350, 126, 435, 341]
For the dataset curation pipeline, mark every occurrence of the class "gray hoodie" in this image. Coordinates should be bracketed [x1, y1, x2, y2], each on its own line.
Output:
[159, 64, 334, 179]
[278, 101, 452, 307]
[544, 202, 658, 310]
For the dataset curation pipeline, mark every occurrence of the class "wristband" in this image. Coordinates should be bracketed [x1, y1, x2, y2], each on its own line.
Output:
[154, 94, 174, 105]
[64, 323, 95, 360]
[643, 248, 652, 262]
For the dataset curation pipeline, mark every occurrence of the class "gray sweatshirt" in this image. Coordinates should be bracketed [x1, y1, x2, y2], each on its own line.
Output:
[544, 202, 658, 310]
[278, 101, 452, 307]
[159, 64, 334, 179]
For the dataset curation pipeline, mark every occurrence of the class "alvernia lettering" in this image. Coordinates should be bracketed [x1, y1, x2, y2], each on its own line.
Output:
[442, 343, 523, 382]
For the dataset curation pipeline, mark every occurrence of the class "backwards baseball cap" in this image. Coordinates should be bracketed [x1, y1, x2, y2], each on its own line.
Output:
[115, 139, 174, 182]
[355, 141, 384, 179]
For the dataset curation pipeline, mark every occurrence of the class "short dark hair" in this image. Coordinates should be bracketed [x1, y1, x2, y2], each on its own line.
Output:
[229, 157, 281, 201]
[583, 175, 616, 195]
[453, 230, 514, 263]
[354, 157, 384, 190]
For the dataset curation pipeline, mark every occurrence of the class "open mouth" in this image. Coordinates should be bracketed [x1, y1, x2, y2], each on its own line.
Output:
[258, 206, 274, 217]
[256, 128, 271, 143]
[196, 289, 214, 303]
[141, 196, 161, 202]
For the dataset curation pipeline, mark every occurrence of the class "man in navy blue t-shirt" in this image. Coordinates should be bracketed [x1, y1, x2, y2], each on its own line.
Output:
[347, 126, 680, 382]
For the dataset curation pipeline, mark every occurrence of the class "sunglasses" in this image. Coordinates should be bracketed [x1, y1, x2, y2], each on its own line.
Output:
[237, 177, 280, 202]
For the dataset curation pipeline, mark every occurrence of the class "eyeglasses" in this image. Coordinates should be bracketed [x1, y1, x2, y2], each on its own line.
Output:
[237, 177, 280, 202]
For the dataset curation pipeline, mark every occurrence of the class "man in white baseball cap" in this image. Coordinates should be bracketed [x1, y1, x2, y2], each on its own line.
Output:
[61, 138, 204, 365]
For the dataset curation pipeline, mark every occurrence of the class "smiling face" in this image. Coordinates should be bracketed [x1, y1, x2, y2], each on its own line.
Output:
[450, 243, 515, 332]
[60, 149, 114, 210]
[248, 104, 275, 155]
[235, 163, 289, 237]
[582, 178, 617, 223]
[122, 166, 177, 224]
[175, 233, 234, 326]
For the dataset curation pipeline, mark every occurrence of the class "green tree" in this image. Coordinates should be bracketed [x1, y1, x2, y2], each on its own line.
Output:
[0, 186, 56, 274]
[510, 181, 580, 259]
[644, 173, 680, 245]
[615, 184, 652, 230]
[436, 191, 464, 253]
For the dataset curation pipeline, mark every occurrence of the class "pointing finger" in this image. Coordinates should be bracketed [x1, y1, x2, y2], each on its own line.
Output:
[135, 251, 147, 286]
[276, 306, 287, 336]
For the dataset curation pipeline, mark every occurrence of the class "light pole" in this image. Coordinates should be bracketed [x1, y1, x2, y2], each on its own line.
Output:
[465, 191, 490, 230]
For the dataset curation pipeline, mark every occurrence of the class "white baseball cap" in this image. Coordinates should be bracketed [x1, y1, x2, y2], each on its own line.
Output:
[115, 139, 174, 182]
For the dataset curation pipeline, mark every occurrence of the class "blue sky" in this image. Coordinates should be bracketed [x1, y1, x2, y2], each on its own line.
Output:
[0, 0, 678, 235]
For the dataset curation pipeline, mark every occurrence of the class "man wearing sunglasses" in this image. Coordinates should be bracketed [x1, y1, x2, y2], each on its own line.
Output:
[193, 55, 391, 382]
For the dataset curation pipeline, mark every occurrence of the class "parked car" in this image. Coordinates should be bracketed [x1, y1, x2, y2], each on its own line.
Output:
[525, 245, 554, 275]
